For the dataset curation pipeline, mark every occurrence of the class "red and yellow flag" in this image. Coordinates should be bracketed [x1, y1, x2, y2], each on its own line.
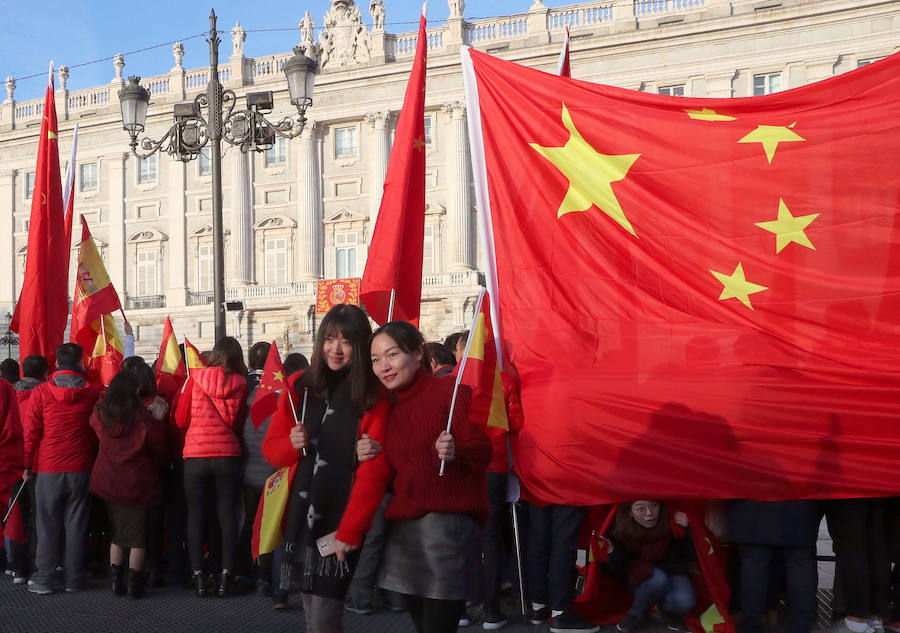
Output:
[251, 464, 295, 559]
[315, 278, 360, 314]
[250, 341, 285, 429]
[183, 337, 207, 372]
[70, 216, 122, 356]
[459, 290, 508, 431]
[86, 314, 124, 387]
[155, 317, 186, 399]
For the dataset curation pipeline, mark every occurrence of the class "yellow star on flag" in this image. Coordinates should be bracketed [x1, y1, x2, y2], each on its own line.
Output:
[48, 130, 58, 140]
[686, 108, 736, 122]
[273, 370, 284, 382]
[709, 262, 768, 310]
[738, 122, 804, 164]
[530, 103, 641, 236]
[412, 136, 426, 151]
[755, 198, 819, 253]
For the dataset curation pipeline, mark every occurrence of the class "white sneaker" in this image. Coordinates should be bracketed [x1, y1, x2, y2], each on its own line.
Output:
[869, 619, 885, 633]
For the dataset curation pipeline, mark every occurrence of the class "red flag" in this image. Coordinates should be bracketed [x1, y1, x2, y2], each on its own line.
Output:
[458, 290, 508, 430]
[463, 48, 900, 504]
[155, 317, 186, 399]
[10, 66, 69, 363]
[184, 337, 207, 372]
[86, 314, 124, 387]
[360, 6, 428, 326]
[557, 26, 571, 78]
[70, 217, 122, 356]
[250, 341, 285, 430]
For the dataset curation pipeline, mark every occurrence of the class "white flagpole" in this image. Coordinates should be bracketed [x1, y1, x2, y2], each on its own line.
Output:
[63, 124, 79, 215]
[439, 286, 486, 476]
[387, 288, 396, 322]
[556, 26, 570, 76]
[287, 387, 308, 457]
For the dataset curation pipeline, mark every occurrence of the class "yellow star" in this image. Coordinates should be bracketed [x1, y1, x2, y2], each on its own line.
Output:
[755, 198, 819, 253]
[530, 103, 641, 236]
[685, 108, 736, 122]
[48, 130, 57, 140]
[738, 122, 804, 164]
[709, 262, 768, 310]
[273, 370, 283, 382]
[412, 136, 426, 151]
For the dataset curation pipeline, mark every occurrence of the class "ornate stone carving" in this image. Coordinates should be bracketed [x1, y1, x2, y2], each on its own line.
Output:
[370, 0, 385, 31]
[300, 11, 315, 46]
[231, 21, 246, 58]
[319, 1, 372, 69]
[172, 42, 184, 69]
[365, 111, 391, 129]
[113, 54, 125, 83]
[58, 66, 69, 91]
[5, 77, 14, 102]
[448, 0, 465, 18]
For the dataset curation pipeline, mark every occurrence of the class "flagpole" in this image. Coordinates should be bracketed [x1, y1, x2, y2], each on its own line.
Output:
[285, 386, 308, 457]
[510, 501, 526, 616]
[439, 287, 486, 476]
[387, 289, 395, 322]
[184, 337, 190, 379]
[1, 482, 26, 527]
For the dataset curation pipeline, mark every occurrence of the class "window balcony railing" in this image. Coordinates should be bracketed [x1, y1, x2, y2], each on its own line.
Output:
[125, 295, 166, 310]
[187, 290, 214, 306]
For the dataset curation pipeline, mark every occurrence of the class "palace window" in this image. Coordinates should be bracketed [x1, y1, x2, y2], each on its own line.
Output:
[658, 85, 685, 97]
[424, 115, 433, 148]
[423, 225, 435, 274]
[198, 149, 211, 176]
[265, 237, 288, 284]
[264, 137, 287, 168]
[753, 72, 782, 96]
[197, 243, 213, 292]
[79, 163, 98, 191]
[138, 155, 157, 184]
[335, 232, 358, 278]
[25, 172, 35, 199]
[136, 250, 159, 296]
[335, 126, 357, 159]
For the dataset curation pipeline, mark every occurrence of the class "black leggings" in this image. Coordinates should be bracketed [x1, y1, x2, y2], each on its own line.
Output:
[183, 457, 241, 572]
[402, 594, 466, 633]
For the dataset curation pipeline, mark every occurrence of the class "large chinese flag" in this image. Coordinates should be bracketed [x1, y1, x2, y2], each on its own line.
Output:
[360, 6, 427, 326]
[70, 216, 122, 356]
[10, 68, 69, 363]
[463, 48, 900, 504]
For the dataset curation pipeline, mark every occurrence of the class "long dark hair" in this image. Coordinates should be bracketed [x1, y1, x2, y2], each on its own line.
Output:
[307, 304, 377, 411]
[612, 501, 671, 543]
[98, 372, 143, 431]
[371, 321, 432, 374]
[207, 336, 248, 377]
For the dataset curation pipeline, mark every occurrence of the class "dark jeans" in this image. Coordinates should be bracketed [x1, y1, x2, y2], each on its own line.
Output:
[402, 593, 466, 633]
[737, 544, 817, 633]
[524, 502, 585, 612]
[164, 461, 190, 582]
[827, 499, 891, 619]
[238, 484, 268, 580]
[347, 493, 392, 607]
[33, 471, 91, 588]
[629, 568, 695, 618]
[184, 457, 241, 572]
[482, 472, 509, 608]
[6, 479, 35, 576]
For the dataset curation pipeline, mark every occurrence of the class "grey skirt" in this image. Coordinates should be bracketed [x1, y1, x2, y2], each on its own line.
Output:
[377, 512, 475, 601]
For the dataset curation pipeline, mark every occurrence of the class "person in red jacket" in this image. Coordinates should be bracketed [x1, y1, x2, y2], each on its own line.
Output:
[261, 304, 383, 633]
[0, 377, 24, 574]
[174, 336, 247, 597]
[23, 343, 102, 595]
[89, 371, 166, 599]
[334, 320, 492, 633]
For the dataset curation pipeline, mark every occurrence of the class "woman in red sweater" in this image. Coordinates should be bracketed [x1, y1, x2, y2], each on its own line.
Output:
[261, 304, 384, 633]
[174, 336, 247, 597]
[335, 321, 492, 633]
[89, 371, 166, 599]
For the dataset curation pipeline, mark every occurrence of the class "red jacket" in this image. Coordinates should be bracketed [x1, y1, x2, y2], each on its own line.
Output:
[13, 377, 42, 443]
[0, 380, 23, 493]
[89, 406, 166, 507]
[175, 367, 247, 459]
[25, 369, 101, 473]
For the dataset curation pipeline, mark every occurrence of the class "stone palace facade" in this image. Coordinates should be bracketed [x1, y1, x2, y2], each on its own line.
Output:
[0, 0, 897, 358]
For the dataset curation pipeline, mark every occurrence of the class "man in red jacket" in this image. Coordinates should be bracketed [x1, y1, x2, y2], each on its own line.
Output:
[23, 344, 101, 595]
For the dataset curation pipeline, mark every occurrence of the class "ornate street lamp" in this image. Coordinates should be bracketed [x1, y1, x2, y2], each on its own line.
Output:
[0, 312, 18, 359]
[118, 10, 317, 341]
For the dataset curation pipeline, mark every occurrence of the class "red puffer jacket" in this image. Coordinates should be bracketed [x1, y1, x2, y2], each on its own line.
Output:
[25, 369, 101, 473]
[175, 367, 247, 459]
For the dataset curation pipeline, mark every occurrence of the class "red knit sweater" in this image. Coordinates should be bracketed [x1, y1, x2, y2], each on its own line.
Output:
[336, 368, 492, 546]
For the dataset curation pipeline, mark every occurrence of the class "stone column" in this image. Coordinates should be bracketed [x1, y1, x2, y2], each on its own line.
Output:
[167, 159, 187, 306]
[58, 66, 69, 121]
[107, 153, 128, 297]
[230, 150, 253, 285]
[297, 121, 322, 281]
[365, 111, 391, 226]
[444, 102, 474, 270]
[0, 169, 16, 310]
[2, 77, 15, 132]
[170, 42, 186, 101]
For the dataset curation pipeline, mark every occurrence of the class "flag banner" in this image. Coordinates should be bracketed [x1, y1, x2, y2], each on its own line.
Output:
[316, 278, 360, 314]
[10, 67, 69, 363]
[251, 465, 294, 559]
[87, 313, 124, 387]
[155, 317, 186, 399]
[459, 290, 509, 430]
[463, 48, 900, 504]
[184, 337, 207, 371]
[70, 217, 121, 355]
[250, 341, 286, 429]
[360, 6, 428, 326]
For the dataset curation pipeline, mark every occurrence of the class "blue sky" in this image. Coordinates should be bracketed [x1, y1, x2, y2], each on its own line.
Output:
[1, 1, 561, 102]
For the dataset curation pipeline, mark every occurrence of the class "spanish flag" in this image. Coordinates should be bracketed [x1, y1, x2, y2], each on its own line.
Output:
[251, 463, 296, 559]
[70, 216, 122, 358]
[184, 337, 207, 373]
[459, 289, 508, 430]
[86, 313, 124, 387]
[155, 317, 186, 398]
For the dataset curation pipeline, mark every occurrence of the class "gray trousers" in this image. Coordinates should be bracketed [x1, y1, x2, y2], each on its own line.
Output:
[33, 472, 91, 588]
[347, 493, 392, 606]
[301, 592, 345, 633]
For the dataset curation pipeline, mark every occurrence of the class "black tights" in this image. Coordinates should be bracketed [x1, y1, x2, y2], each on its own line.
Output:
[183, 457, 241, 572]
[402, 594, 466, 633]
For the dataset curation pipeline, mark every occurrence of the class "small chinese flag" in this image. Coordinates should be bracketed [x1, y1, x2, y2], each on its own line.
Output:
[250, 341, 285, 429]
[154, 317, 186, 399]
[184, 337, 207, 372]
[87, 313, 124, 387]
[459, 290, 508, 430]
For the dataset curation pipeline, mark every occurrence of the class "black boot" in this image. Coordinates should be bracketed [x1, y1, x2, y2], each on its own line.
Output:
[217, 571, 232, 597]
[193, 572, 207, 597]
[127, 569, 147, 599]
[110, 564, 126, 596]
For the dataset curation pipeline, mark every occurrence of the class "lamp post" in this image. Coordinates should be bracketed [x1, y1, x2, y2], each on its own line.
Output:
[118, 9, 317, 341]
[0, 312, 17, 359]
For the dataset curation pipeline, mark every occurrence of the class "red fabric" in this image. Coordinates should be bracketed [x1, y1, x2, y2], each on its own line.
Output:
[359, 12, 427, 326]
[174, 367, 246, 459]
[0, 381, 24, 493]
[336, 368, 491, 546]
[468, 48, 900, 503]
[89, 406, 166, 507]
[10, 73, 69, 364]
[70, 218, 122, 356]
[24, 370, 101, 473]
[154, 317, 186, 400]
[14, 383, 39, 443]
[250, 341, 285, 429]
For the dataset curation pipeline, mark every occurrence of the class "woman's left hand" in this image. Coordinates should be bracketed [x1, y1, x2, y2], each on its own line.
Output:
[334, 539, 359, 562]
[435, 431, 455, 462]
[673, 511, 689, 527]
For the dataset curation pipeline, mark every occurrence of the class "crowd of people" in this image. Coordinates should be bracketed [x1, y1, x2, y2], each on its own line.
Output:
[0, 306, 898, 633]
